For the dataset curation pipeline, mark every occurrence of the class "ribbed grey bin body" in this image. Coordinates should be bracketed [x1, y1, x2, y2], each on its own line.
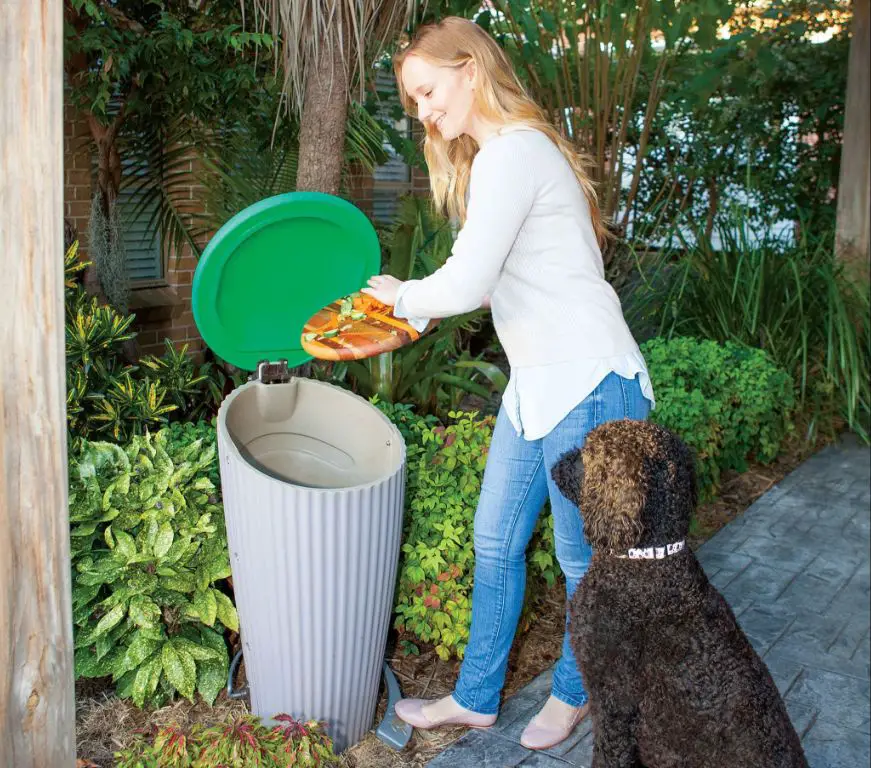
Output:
[216, 376, 405, 752]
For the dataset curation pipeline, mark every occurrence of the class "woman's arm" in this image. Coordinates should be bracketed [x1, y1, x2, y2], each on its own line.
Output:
[362, 135, 534, 316]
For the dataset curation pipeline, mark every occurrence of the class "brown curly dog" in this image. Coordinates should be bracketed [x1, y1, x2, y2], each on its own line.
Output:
[551, 420, 807, 768]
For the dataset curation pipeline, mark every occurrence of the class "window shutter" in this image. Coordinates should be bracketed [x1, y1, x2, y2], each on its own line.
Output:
[371, 70, 413, 224]
[117, 184, 163, 282]
[116, 157, 163, 283]
[89, 100, 165, 284]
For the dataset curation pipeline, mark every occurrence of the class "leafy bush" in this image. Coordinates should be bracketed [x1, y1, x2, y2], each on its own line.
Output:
[636, 15, 848, 237]
[392, 411, 490, 661]
[163, 420, 222, 487]
[371, 398, 439, 449]
[629, 225, 870, 442]
[65, 241, 236, 445]
[70, 428, 237, 708]
[314, 310, 504, 420]
[114, 714, 338, 767]
[66, 243, 172, 443]
[140, 342, 242, 425]
[641, 336, 795, 498]
[379, 193, 454, 283]
[388, 409, 557, 661]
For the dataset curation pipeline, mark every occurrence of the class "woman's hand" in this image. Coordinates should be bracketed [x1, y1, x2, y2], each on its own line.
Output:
[361, 274, 403, 306]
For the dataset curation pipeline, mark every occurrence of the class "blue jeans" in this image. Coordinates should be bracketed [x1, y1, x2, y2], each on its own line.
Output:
[452, 372, 652, 714]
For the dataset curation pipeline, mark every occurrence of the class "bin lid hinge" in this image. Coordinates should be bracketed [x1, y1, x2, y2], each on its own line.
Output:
[255, 359, 291, 385]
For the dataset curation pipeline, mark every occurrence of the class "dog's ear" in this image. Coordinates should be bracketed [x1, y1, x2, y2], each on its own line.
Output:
[665, 429, 699, 519]
[551, 447, 583, 508]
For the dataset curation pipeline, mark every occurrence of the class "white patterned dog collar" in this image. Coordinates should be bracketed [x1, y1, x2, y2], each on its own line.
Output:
[615, 540, 686, 560]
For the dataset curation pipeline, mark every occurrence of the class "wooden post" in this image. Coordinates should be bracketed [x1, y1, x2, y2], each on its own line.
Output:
[0, 1, 76, 765]
[836, 0, 870, 279]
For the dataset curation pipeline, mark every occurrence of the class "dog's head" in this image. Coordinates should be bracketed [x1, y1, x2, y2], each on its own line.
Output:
[551, 420, 697, 552]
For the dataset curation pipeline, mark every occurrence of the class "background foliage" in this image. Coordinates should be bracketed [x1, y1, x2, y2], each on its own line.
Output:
[65, 242, 235, 446]
[71, 427, 237, 708]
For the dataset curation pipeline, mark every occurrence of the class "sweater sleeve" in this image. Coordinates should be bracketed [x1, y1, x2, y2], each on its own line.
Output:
[393, 134, 536, 319]
[392, 282, 430, 332]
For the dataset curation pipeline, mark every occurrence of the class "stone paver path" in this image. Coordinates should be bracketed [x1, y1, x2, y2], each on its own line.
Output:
[427, 435, 870, 767]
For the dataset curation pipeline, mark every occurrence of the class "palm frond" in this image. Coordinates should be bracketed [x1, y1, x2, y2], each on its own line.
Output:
[119, 119, 206, 262]
[345, 101, 390, 171]
[195, 101, 386, 229]
[247, 0, 416, 112]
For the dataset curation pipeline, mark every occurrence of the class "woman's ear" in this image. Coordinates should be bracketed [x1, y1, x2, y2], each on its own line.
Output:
[464, 58, 478, 89]
[551, 448, 583, 508]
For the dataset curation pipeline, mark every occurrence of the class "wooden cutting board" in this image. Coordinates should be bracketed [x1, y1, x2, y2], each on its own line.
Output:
[300, 292, 431, 361]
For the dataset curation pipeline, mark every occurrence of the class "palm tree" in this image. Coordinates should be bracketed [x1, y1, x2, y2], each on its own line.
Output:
[246, 0, 416, 194]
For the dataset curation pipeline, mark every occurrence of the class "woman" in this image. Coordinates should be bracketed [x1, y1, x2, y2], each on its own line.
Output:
[361, 16, 655, 751]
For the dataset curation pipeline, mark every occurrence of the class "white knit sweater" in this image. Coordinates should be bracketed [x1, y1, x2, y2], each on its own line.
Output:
[394, 128, 641, 367]
[394, 127, 654, 439]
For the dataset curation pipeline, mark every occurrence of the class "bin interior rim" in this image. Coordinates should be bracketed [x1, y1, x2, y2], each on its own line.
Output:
[216, 377, 407, 493]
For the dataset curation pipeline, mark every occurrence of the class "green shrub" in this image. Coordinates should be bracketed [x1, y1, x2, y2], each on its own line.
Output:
[392, 411, 489, 661]
[163, 420, 221, 487]
[70, 428, 237, 708]
[114, 714, 338, 767]
[387, 409, 557, 661]
[315, 312, 501, 421]
[641, 336, 795, 498]
[644, 226, 870, 442]
[65, 241, 238, 446]
[371, 397, 439, 449]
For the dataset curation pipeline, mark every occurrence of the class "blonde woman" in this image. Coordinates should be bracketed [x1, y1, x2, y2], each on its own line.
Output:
[362, 16, 655, 751]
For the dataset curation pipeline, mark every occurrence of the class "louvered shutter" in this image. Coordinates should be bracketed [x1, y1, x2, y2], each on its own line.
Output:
[117, 177, 163, 283]
[371, 70, 413, 223]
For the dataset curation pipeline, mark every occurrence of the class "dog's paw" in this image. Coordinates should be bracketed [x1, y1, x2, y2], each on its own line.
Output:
[551, 447, 583, 507]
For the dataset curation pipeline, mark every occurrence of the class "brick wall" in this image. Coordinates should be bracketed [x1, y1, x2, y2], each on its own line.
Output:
[64, 97, 102, 300]
[411, 163, 430, 196]
[346, 161, 377, 219]
[345, 160, 431, 224]
[347, 122, 431, 226]
[132, 150, 209, 359]
[132, 241, 203, 359]
[63, 98, 210, 359]
[64, 99, 94, 250]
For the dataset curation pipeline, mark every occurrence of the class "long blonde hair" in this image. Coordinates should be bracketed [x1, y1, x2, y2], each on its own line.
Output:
[393, 16, 609, 248]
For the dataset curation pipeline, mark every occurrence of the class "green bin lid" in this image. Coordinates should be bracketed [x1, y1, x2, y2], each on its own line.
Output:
[192, 192, 381, 371]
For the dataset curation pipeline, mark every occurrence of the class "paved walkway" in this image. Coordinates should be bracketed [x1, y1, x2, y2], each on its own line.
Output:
[428, 435, 870, 767]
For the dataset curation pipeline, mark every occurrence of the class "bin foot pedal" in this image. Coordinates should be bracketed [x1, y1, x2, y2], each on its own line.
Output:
[376, 662, 412, 750]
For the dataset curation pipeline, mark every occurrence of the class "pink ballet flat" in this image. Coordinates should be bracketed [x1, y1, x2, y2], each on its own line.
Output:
[393, 697, 497, 730]
[520, 702, 590, 750]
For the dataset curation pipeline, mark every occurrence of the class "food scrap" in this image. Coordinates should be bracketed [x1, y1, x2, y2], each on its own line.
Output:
[303, 291, 390, 344]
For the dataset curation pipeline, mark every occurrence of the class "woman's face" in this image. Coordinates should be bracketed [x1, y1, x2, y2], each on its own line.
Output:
[400, 54, 477, 141]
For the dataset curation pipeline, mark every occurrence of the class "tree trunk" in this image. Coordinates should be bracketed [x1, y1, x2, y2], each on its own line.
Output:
[836, 0, 870, 279]
[87, 110, 125, 214]
[295, 27, 349, 195]
[0, 1, 76, 766]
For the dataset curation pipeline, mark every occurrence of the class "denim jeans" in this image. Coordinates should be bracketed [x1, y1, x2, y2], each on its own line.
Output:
[452, 372, 652, 714]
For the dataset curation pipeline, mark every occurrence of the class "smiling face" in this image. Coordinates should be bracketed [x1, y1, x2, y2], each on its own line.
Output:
[400, 53, 478, 141]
